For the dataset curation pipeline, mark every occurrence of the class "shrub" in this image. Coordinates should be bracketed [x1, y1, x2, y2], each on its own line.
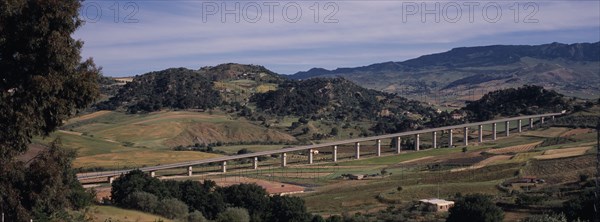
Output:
[188, 211, 209, 222]
[122, 191, 159, 213]
[155, 198, 189, 219]
[215, 207, 250, 222]
[447, 193, 504, 222]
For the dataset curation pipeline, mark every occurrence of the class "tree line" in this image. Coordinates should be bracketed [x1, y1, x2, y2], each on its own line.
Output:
[111, 170, 316, 222]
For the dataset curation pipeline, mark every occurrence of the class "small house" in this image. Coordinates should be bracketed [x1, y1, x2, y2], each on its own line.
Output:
[419, 198, 455, 212]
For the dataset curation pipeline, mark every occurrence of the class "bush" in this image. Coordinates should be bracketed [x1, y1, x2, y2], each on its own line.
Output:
[523, 214, 567, 222]
[563, 189, 596, 221]
[155, 198, 189, 219]
[447, 193, 504, 222]
[122, 191, 159, 213]
[188, 211, 209, 222]
[215, 207, 250, 222]
[269, 195, 311, 222]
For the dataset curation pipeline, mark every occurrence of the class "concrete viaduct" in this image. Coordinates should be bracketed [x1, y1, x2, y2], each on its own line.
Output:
[77, 112, 562, 183]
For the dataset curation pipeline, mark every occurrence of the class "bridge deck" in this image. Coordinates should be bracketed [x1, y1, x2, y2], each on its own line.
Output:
[77, 112, 562, 180]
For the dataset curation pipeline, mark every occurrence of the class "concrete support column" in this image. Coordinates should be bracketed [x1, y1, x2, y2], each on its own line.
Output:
[432, 131, 437, 149]
[448, 129, 453, 147]
[492, 123, 497, 140]
[463, 127, 469, 146]
[355, 142, 360, 159]
[188, 166, 193, 176]
[221, 161, 227, 173]
[505, 121, 510, 137]
[281, 153, 287, 167]
[518, 119, 522, 133]
[529, 118, 534, 129]
[478, 125, 483, 143]
[253, 157, 259, 169]
[376, 139, 381, 156]
[150, 171, 156, 178]
[541, 117, 545, 124]
[108, 176, 115, 184]
[332, 146, 337, 162]
[414, 134, 420, 151]
[396, 137, 401, 154]
[308, 149, 314, 164]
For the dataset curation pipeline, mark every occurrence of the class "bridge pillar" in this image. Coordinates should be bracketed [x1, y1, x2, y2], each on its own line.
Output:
[253, 157, 259, 169]
[332, 146, 337, 162]
[518, 119, 522, 133]
[432, 131, 437, 148]
[505, 121, 510, 137]
[150, 171, 156, 178]
[281, 153, 287, 167]
[478, 125, 483, 143]
[541, 117, 545, 124]
[188, 166, 193, 176]
[448, 129, 453, 147]
[221, 161, 227, 173]
[414, 134, 420, 151]
[529, 118, 534, 129]
[308, 149, 314, 164]
[396, 137, 402, 154]
[108, 176, 115, 184]
[355, 142, 360, 159]
[376, 139, 381, 156]
[492, 123, 497, 140]
[463, 127, 469, 146]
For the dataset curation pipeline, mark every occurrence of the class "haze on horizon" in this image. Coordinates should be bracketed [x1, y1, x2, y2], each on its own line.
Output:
[75, 0, 600, 77]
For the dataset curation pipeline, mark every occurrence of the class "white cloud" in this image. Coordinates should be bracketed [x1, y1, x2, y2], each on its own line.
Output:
[75, 0, 600, 76]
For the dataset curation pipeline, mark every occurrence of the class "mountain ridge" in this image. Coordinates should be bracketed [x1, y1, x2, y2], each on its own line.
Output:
[288, 42, 600, 100]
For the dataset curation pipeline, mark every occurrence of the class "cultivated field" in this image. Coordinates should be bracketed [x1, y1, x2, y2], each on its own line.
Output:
[534, 146, 592, 160]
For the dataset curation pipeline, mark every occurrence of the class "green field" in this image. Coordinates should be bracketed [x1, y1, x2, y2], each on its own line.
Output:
[35, 110, 297, 170]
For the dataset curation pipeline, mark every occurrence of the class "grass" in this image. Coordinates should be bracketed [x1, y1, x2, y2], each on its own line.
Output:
[215, 144, 288, 154]
[35, 111, 298, 170]
[89, 205, 172, 222]
[74, 150, 222, 169]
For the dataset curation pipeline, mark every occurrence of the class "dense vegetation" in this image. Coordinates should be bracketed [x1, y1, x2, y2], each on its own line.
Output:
[98, 68, 222, 113]
[251, 78, 437, 123]
[0, 0, 99, 220]
[463, 85, 570, 121]
[446, 194, 504, 222]
[112, 170, 313, 221]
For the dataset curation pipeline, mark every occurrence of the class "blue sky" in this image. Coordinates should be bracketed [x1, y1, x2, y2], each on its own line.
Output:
[75, 1, 600, 77]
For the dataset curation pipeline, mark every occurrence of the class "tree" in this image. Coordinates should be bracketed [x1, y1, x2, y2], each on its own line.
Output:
[217, 183, 270, 221]
[122, 192, 159, 213]
[0, 0, 99, 159]
[446, 194, 504, 222]
[562, 189, 596, 221]
[1, 0, 99, 219]
[268, 195, 311, 222]
[216, 207, 250, 222]
[155, 198, 189, 219]
[111, 169, 169, 205]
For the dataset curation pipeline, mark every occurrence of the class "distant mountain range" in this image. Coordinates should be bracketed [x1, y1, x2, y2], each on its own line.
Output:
[289, 42, 600, 101]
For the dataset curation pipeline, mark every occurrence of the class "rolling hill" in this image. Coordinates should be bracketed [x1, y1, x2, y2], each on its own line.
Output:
[289, 42, 600, 101]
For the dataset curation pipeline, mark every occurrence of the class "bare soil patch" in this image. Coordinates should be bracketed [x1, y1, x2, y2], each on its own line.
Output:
[561, 128, 593, 137]
[534, 147, 591, 160]
[486, 141, 541, 154]
[69, 110, 111, 122]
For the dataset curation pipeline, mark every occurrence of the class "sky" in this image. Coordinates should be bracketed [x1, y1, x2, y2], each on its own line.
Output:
[74, 0, 600, 77]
